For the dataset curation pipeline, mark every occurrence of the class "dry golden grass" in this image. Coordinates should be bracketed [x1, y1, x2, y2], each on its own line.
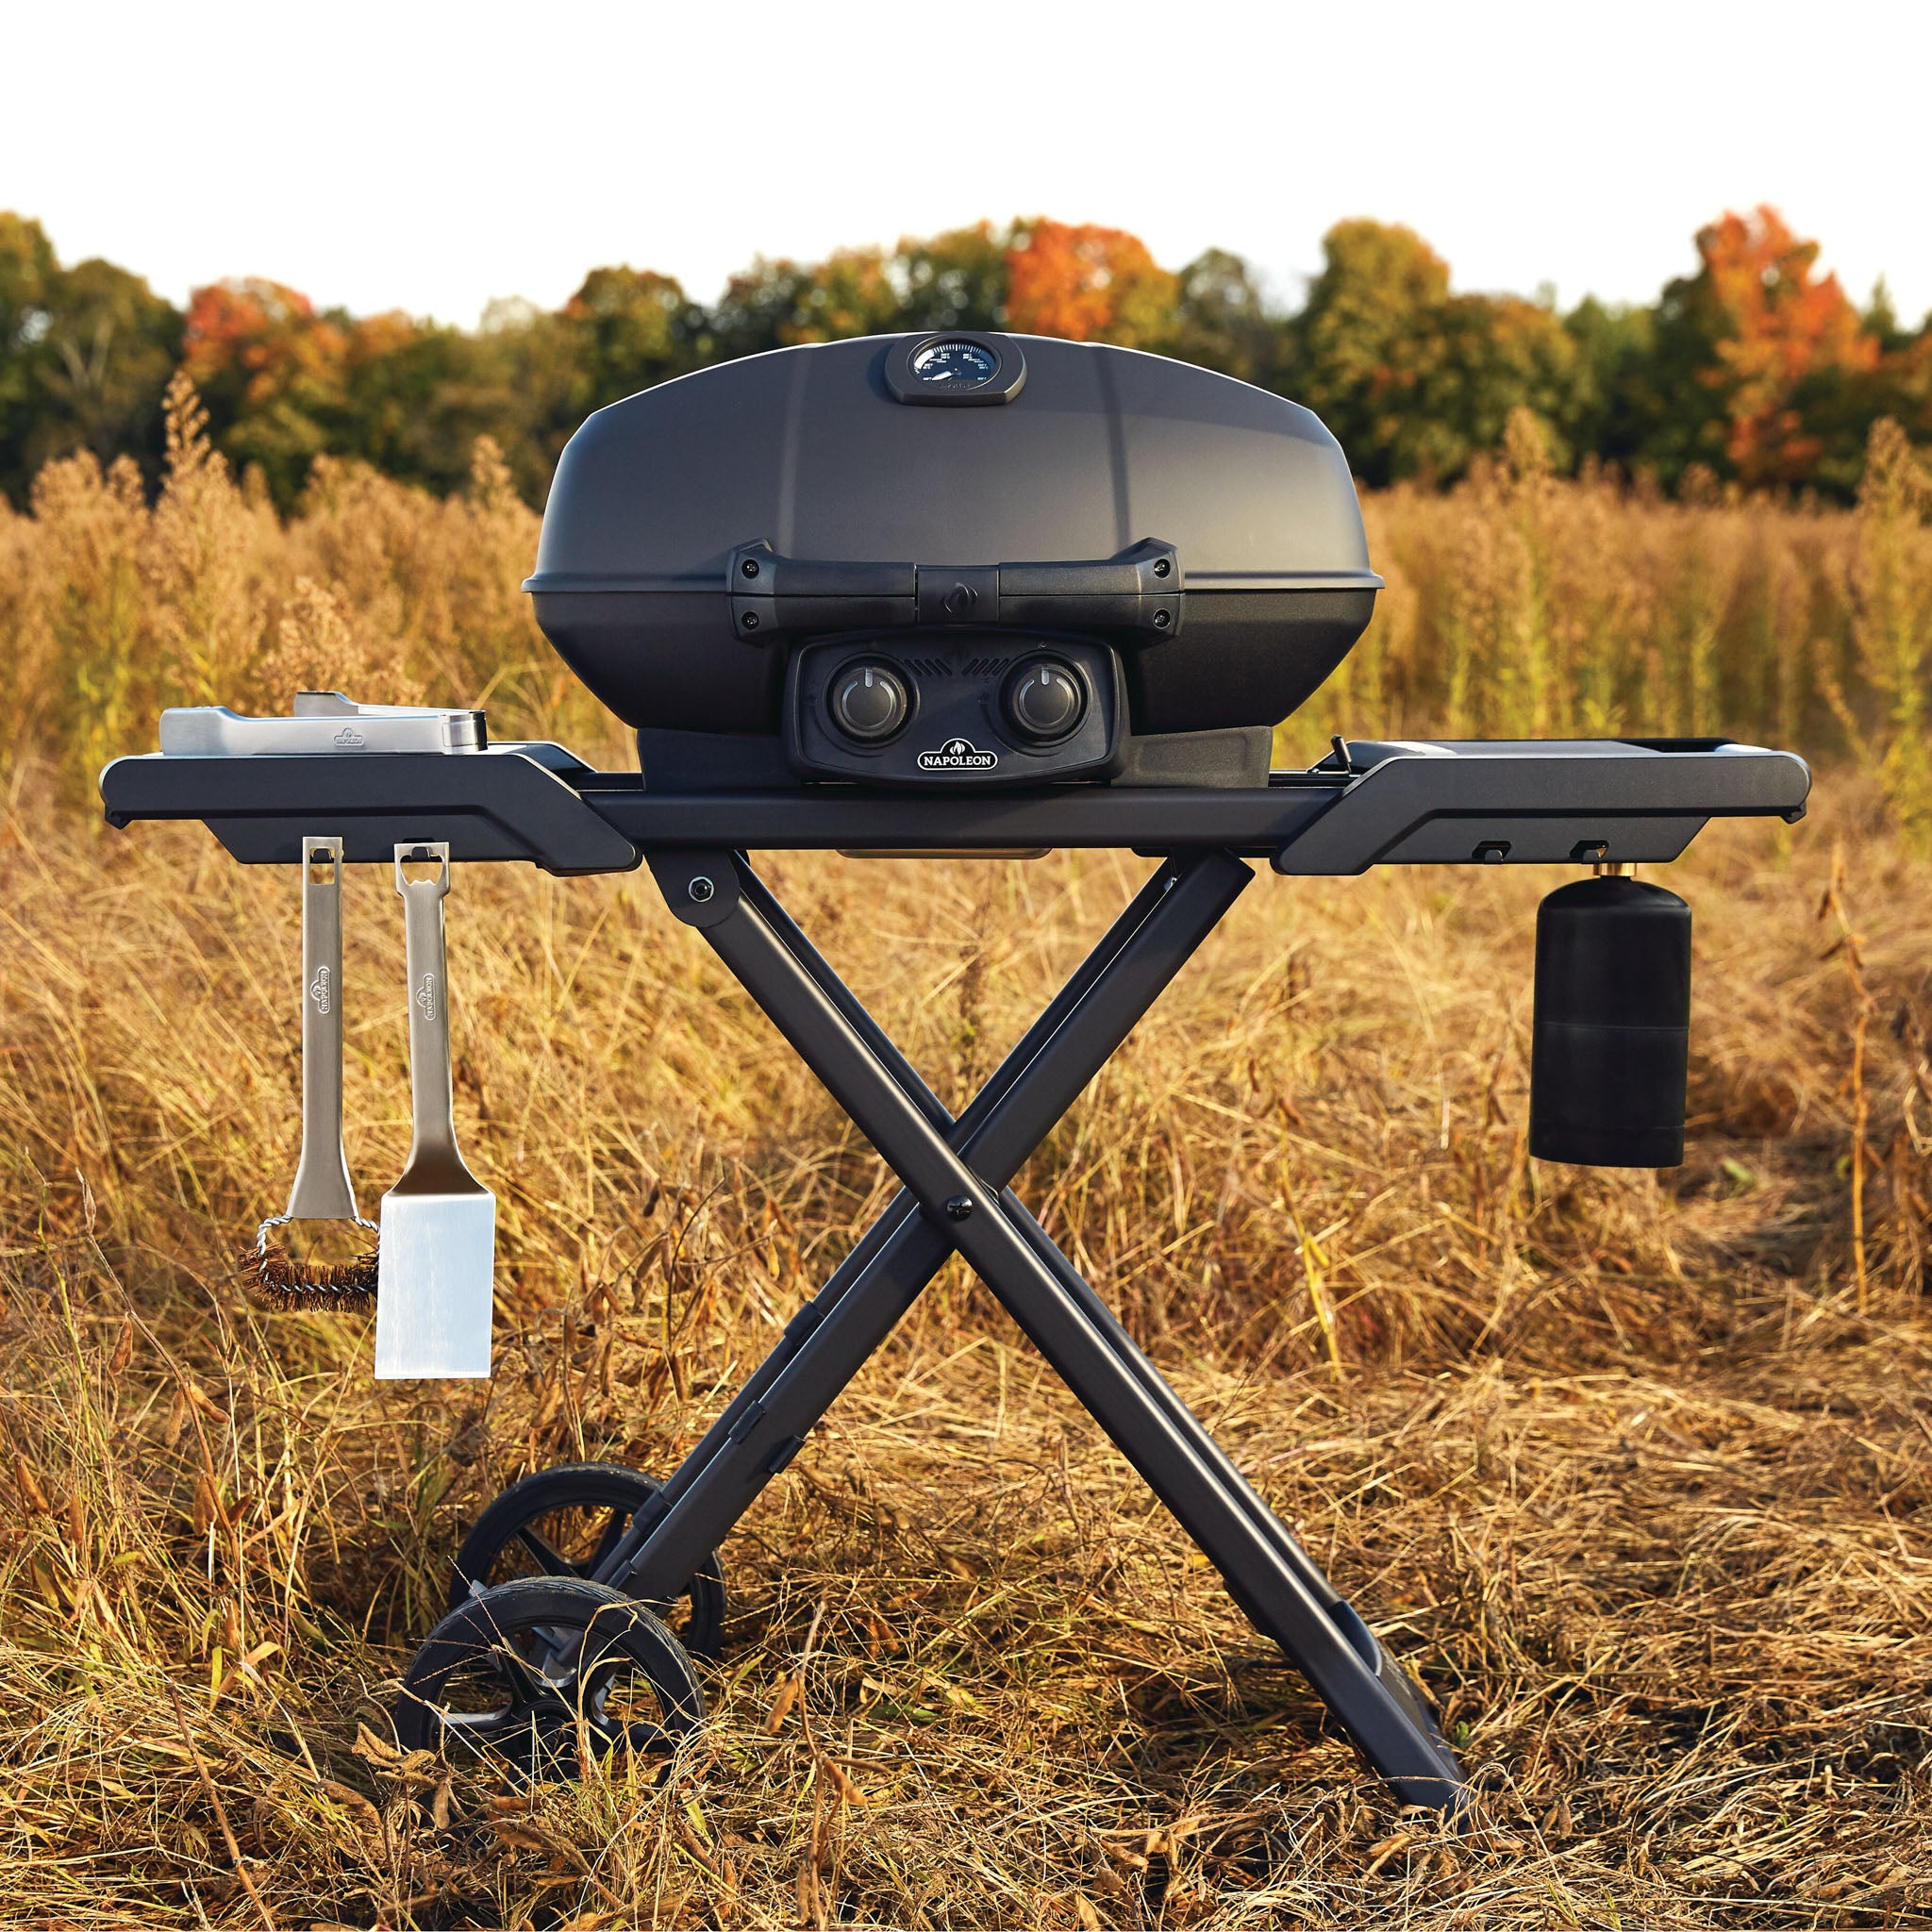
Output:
[2, 769, 1929, 1927]
[1, 387, 1930, 1924]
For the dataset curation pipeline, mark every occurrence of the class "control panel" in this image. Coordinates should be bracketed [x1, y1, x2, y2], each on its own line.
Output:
[785, 634, 1123, 787]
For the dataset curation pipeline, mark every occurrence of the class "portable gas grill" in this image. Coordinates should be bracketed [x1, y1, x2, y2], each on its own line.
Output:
[102, 330, 1809, 1817]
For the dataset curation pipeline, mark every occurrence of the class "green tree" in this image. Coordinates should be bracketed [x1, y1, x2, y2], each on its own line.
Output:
[895, 223, 1008, 331]
[1166, 248, 1279, 388]
[1289, 221, 1582, 483]
[0, 213, 60, 502]
[562, 266, 706, 409]
[332, 314, 523, 498]
[708, 248, 906, 360]
[33, 258, 182, 474]
[1562, 295, 1656, 471]
[0, 214, 181, 505]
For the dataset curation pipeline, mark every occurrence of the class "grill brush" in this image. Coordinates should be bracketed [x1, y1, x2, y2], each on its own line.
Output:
[239, 836, 378, 1311]
[241, 1239, 377, 1310]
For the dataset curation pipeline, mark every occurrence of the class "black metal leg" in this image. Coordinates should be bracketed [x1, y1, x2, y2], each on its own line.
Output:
[588, 856, 1239, 1592]
[621, 850, 1465, 1810]
[732, 859, 1354, 1618]
[742, 863, 1356, 1613]
[995, 1187, 1458, 1751]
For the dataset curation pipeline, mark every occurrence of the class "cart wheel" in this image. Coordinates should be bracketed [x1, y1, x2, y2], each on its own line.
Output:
[395, 1575, 705, 1779]
[448, 1461, 727, 1659]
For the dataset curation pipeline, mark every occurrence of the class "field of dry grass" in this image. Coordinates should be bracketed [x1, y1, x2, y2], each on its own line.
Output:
[0, 388, 1929, 1925]
[2, 772, 1929, 1927]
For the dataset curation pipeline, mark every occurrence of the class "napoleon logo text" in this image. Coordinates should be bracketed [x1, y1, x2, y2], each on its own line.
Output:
[916, 737, 999, 773]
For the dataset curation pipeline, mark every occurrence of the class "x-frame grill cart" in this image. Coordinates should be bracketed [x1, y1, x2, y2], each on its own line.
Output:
[102, 735, 1810, 1813]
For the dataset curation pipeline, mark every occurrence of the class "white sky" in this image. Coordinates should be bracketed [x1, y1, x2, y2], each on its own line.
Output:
[5, 0, 1928, 330]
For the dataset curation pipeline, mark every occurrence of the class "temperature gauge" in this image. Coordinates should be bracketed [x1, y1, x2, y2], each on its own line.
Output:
[887, 332, 1026, 407]
[910, 339, 999, 388]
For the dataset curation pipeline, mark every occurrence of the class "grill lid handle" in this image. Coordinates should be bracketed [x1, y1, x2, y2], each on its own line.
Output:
[728, 538, 1182, 643]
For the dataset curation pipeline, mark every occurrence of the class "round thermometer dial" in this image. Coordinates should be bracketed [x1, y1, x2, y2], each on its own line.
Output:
[909, 339, 999, 388]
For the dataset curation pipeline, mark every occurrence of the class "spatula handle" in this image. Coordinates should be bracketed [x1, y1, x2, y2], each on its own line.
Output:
[393, 843, 475, 1192]
[286, 837, 360, 1222]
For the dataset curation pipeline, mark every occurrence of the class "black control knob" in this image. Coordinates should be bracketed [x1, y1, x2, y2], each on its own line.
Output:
[829, 661, 909, 742]
[1002, 658, 1085, 742]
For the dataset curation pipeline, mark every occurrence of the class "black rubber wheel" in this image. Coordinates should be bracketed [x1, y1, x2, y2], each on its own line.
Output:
[448, 1462, 727, 1659]
[395, 1575, 706, 1779]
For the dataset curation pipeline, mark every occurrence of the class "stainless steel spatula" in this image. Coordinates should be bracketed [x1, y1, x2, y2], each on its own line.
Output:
[374, 843, 495, 1378]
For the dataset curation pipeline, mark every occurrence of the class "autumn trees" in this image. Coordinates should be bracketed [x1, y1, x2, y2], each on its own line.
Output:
[1, 208, 1926, 510]
[1641, 206, 1885, 491]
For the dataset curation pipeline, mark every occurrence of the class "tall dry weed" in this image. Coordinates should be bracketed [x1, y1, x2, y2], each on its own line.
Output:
[1308, 411, 1870, 758]
[0, 375, 632, 804]
[144, 374, 276, 716]
[20, 450, 150, 785]
[1847, 419, 1932, 847]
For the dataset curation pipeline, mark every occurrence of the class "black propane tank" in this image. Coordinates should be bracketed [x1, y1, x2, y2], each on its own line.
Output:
[1529, 876, 1691, 1167]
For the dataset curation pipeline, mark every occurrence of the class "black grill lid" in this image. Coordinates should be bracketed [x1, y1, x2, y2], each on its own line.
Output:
[525, 332, 1381, 737]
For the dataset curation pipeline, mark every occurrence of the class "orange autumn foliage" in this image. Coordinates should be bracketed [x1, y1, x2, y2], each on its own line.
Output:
[1694, 206, 1878, 486]
[183, 278, 347, 406]
[1004, 220, 1179, 349]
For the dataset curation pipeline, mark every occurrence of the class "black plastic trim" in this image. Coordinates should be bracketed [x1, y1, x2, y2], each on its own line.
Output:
[98, 749, 642, 875]
[1273, 740, 1811, 875]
